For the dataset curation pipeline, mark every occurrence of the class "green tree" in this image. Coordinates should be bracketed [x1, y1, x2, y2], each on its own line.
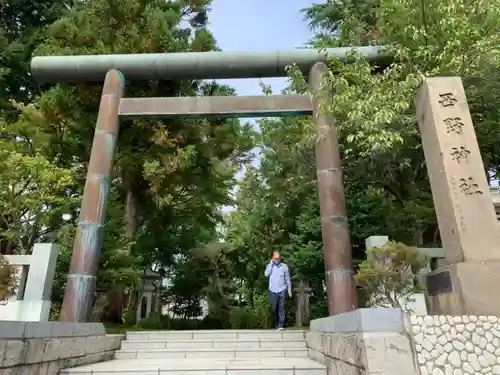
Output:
[0, 110, 76, 255]
[293, 0, 500, 245]
[20, 0, 255, 322]
[0, 0, 73, 119]
[224, 0, 500, 320]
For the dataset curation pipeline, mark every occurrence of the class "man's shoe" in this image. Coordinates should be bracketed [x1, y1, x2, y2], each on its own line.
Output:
[276, 327, 284, 331]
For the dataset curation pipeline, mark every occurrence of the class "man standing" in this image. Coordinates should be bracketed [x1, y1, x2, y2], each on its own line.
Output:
[264, 251, 292, 331]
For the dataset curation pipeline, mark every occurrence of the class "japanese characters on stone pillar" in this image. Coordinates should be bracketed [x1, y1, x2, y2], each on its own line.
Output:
[416, 77, 500, 315]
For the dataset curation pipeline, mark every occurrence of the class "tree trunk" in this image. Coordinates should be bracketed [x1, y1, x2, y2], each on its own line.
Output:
[102, 176, 140, 324]
[247, 281, 255, 308]
[124, 183, 141, 323]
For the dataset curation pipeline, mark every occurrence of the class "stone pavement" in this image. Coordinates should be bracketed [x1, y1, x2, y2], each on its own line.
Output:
[59, 330, 326, 375]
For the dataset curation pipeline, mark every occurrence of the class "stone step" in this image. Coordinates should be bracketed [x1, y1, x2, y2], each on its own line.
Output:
[115, 347, 309, 360]
[120, 338, 307, 350]
[59, 357, 326, 375]
[125, 329, 306, 341]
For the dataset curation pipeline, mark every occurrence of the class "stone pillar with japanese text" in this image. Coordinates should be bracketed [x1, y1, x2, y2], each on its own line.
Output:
[416, 77, 500, 315]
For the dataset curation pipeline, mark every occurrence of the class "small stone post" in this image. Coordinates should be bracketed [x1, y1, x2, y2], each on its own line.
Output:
[294, 280, 312, 327]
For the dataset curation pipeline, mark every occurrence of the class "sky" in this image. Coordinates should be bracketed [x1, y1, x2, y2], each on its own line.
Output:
[208, 0, 317, 96]
[207, 1, 317, 211]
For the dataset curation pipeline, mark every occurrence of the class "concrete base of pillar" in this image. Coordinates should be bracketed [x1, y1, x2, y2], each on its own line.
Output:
[309, 308, 407, 333]
[425, 262, 500, 316]
[307, 308, 419, 375]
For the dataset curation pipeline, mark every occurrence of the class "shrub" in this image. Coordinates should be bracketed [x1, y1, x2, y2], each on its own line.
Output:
[227, 292, 297, 329]
[137, 313, 205, 330]
[137, 312, 168, 329]
[201, 310, 231, 329]
[309, 296, 328, 321]
[355, 241, 425, 311]
[228, 306, 274, 329]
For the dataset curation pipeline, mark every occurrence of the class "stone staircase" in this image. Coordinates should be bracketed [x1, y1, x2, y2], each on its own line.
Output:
[59, 329, 326, 375]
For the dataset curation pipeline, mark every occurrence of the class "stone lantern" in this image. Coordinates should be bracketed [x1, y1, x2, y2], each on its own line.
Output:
[136, 268, 162, 322]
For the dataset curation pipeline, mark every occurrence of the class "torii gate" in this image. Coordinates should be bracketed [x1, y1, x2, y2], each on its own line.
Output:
[31, 47, 390, 322]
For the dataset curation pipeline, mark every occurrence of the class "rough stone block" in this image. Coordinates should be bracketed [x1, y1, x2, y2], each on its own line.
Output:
[58, 337, 77, 359]
[0, 333, 122, 374]
[307, 348, 326, 365]
[70, 337, 88, 357]
[42, 337, 64, 362]
[61, 356, 79, 370]
[2, 340, 26, 367]
[45, 360, 62, 375]
[310, 308, 405, 333]
[360, 332, 419, 375]
[0, 364, 33, 375]
[73, 350, 114, 367]
[306, 332, 364, 374]
[85, 335, 103, 353]
[324, 333, 361, 366]
[327, 360, 364, 375]
[306, 331, 324, 351]
[23, 338, 46, 364]
[0, 340, 7, 357]
[105, 334, 125, 350]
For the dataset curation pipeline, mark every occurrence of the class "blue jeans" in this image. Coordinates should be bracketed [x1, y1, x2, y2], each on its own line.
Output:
[269, 290, 286, 328]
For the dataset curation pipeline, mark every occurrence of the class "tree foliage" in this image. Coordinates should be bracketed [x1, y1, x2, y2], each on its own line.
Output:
[224, 0, 500, 318]
[0, 0, 255, 323]
[0, 254, 18, 303]
[2, 0, 500, 326]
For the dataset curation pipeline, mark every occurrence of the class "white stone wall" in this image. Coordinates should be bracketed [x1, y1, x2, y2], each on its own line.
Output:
[411, 315, 500, 375]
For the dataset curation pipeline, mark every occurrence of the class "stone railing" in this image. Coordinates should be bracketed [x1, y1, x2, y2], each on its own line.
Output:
[0, 321, 124, 373]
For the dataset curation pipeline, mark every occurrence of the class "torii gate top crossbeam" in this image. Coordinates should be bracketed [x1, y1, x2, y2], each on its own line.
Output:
[30, 46, 390, 84]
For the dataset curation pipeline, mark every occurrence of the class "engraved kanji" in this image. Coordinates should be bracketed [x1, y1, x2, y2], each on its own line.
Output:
[450, 146, 471, 163]
[439, 93, 458, 107]
[444, 117, 464, 134]
[458, 177, 483, 196]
